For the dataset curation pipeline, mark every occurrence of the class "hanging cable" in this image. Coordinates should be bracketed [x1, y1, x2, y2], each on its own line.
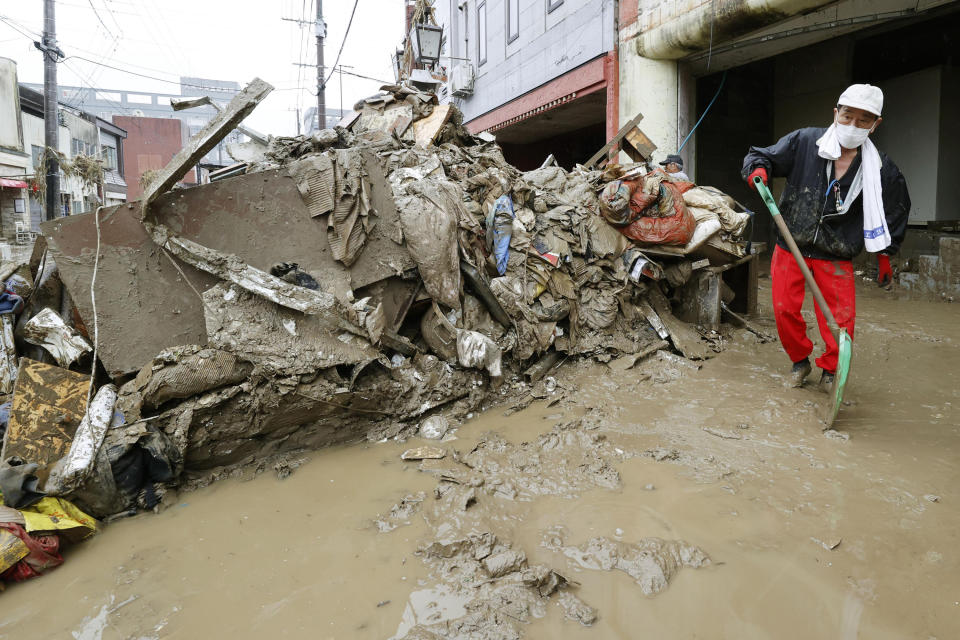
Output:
[677, 69, 726, 153]
[324, 0, 360, 87]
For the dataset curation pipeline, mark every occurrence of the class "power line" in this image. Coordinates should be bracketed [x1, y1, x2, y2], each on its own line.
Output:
[86, 0, 116, 39]
[323, 0, 360, 87]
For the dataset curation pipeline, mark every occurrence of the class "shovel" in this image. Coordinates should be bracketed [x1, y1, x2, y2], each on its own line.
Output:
[753, 176, 851, 428]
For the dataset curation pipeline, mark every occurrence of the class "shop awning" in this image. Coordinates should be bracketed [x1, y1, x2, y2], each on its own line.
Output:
[0, 178, 29, 189]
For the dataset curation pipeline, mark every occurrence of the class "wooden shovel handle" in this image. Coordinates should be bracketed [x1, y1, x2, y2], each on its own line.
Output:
[754, 177, 841, 339]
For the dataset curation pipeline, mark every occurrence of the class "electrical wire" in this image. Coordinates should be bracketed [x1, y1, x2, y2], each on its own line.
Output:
[85, 205, 102, 411]
[323, 0, 361, 87]
[677, 69, 727, 154]
[86, 0, 116, 40]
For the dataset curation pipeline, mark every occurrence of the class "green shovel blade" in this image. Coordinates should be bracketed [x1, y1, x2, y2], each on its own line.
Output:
[828, 328, 852, 426]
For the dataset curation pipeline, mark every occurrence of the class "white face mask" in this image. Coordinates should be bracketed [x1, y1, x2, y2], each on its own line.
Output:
[835, 121, 872, 148]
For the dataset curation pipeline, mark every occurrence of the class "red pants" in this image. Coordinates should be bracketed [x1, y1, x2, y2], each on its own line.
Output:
[771, 245, 855, 373]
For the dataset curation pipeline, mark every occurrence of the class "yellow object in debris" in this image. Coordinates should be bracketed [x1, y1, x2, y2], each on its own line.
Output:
[20, 497, 98, 541]
[0, 528, 29, 574]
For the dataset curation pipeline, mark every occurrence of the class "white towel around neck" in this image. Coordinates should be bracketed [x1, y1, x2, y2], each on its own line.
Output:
[816, 124, 891, 253]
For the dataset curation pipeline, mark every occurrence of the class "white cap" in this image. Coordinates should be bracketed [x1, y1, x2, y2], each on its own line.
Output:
[838, 84, 883, 116]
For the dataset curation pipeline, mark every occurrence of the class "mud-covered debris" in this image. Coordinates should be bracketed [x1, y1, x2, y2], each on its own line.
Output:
[401, 532, 595, 638]
[555, 590, 598, 626]
[402, 446, 447, 461]
[482, 549, 527, 578]
[648, 447, 680, 462]
[459, 427, 621, 499]
[544, 527, 710, 596]
[273, 457, 305, 480]
[419, 415, 451, 440]
[823, 429, 850, 442]
[811, 536, 842, 551]
[924, 494, 941, 503]
[375, 492, 426, 532]
[702, 426, 743, 440]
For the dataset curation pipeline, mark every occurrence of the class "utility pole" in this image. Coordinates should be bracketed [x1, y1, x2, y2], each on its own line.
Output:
[42, 0, 60, 221]
[316, 0, 326, 132]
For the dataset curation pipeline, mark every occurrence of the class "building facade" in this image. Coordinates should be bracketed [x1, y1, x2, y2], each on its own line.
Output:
[431, 0, 618, 170]
[619, 0, 960, 231]
[23, 76, 245, 172]
[0, 57, 30, 240]
[112, 116, 193, 202]
[302, 106, 349, 134]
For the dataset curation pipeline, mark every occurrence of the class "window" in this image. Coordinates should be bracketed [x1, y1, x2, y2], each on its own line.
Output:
[477, 1, 487, 66]
[71, 138, 84, 156]
[102, 146, 117, 170]
[547, 0, 563, 13]
[460, 2, 469, 61]
[31, 145, 42, 169]
[507, 0, 519, 43]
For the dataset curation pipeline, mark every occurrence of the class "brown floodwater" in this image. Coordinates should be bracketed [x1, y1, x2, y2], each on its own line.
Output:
[1, 279, 958, 639]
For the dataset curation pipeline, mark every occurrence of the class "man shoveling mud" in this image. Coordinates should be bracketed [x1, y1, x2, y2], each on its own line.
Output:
[742, 84, 910, 390]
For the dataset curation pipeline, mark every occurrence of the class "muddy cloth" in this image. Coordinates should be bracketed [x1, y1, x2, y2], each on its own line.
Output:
[0, 461, 46, 508]
[105, 425, 180, 511]
[742, 127, 909, 260]
[269, 262, 320, 290]
[771, 245, 855, 374]
[0, 522, 62, 582]
[0, 291, 23, 315]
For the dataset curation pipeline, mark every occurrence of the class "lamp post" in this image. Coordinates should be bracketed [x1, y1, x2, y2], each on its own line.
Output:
[411, 22, 443, 66]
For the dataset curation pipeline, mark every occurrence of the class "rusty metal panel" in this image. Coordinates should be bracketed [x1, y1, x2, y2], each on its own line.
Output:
[1, 359, 90, 482]
[43, 149, 414, 378]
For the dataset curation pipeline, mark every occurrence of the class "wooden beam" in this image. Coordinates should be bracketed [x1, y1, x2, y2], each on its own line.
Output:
[583, 111, 645, 169]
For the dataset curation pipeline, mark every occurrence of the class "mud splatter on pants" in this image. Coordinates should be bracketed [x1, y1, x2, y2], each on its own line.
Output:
[771, 245, 855, 374]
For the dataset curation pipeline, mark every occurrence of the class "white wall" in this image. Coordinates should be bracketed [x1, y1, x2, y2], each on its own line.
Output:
[0, 58, 22, 152]
[873, 67, 941, 223]
[435, 0, 615, 121]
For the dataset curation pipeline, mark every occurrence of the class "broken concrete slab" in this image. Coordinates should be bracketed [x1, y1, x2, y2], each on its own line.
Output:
[202, 283, 380, 375]
[43, 150, 415, 378]
[0, 360, 89, 482]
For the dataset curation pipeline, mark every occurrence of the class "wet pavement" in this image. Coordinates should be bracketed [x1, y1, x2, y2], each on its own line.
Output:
[2, 276, 958, 639]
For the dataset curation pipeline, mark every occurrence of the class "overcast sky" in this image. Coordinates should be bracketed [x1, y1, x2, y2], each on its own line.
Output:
[0, 0, 405, 135]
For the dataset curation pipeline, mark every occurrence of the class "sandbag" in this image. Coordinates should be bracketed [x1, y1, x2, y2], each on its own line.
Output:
[599, 181, 632, 226]
[620, 183, 697, 247]
[396, 179, 463, 309]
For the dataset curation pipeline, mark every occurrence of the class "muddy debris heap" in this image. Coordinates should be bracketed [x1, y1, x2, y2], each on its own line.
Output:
[0, 78, 754, 584]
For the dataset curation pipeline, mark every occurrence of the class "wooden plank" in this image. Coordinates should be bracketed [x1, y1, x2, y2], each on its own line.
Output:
[412, 104, 453, 147]
[584, 111, 645, 169]
[623, 126, 658, 163]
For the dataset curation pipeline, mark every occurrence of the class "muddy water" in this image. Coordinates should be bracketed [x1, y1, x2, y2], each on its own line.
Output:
[2, 279, 959, 639]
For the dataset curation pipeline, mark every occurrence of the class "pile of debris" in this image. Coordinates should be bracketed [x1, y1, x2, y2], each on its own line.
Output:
[0, 79, 754, 583]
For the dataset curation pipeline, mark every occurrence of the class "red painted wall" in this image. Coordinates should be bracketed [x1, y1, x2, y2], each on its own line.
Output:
[113, 116, 195, 201]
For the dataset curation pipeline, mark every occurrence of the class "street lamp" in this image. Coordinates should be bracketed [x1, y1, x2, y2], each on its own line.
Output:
[411, 22, 443, 65]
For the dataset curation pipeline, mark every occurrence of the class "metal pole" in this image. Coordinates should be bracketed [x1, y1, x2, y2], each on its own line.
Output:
[316, 0, 326, 131]
[43, 0, 60, 221]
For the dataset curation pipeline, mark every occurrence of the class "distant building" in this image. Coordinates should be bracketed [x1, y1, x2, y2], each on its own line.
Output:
[0, 57, 30, 239]
[302, 106, 349, 134]
[430, 0, 618, 170]
[1, 58, 128, 237]
[113, 116, 194, 202]
[23, 76, 246, 171]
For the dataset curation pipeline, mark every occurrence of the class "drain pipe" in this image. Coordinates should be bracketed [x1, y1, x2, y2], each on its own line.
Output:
[633, 0, 836, 59]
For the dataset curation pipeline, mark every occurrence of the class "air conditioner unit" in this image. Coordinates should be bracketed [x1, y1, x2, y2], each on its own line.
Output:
[450, 63, 475, 97]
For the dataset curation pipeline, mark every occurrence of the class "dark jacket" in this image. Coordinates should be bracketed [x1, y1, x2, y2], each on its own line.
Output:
[742, 127, 910, 260]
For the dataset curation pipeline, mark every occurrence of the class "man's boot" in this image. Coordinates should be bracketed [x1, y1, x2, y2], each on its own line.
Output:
[818, 370, 835, 394]
[790, 358, 812, 387]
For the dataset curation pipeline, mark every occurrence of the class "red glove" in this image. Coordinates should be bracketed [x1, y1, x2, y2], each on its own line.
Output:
[877, 254, 892, 287]
[747, 167, 768, 190]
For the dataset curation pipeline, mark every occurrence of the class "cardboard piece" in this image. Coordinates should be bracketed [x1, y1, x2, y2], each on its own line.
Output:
[1, 360, 90, 482]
